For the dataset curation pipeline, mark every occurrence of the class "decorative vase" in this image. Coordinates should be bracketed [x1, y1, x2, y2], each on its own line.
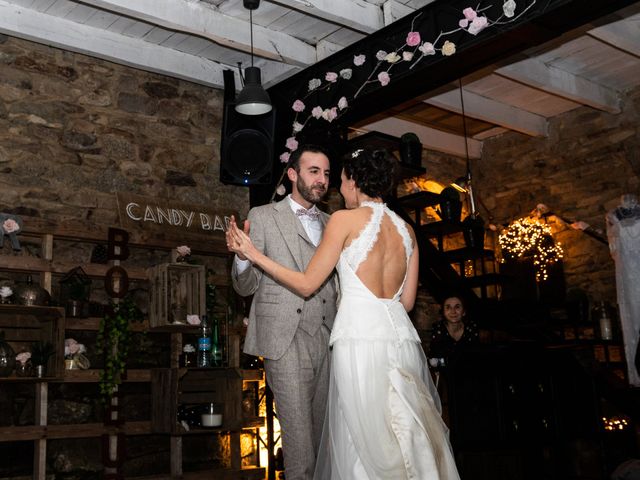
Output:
[15, 361, 33, 377]
[0, 335, 16, 377]
[437, 199, 462, 223]
[400, 140, 422, 167]
[14, 275, 50, 306]
[463, 225, 485, 249]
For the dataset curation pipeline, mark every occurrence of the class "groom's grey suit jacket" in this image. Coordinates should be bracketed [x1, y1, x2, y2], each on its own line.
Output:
[232, 198, 337, 360]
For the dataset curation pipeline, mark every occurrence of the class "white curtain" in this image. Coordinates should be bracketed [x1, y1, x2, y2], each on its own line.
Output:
[606, 195, 640, 386]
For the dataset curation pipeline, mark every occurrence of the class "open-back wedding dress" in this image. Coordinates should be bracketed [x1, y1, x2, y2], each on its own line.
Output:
[313, 201, 460, 479]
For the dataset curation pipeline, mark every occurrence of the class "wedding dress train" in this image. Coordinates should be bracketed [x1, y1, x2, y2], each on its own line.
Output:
[314, 202, 460, 479]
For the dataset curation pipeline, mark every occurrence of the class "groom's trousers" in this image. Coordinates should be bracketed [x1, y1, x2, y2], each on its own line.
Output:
[264, 324, 331, 480]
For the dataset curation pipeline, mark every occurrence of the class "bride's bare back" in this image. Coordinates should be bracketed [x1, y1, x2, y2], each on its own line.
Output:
[343, 205, 412, 299]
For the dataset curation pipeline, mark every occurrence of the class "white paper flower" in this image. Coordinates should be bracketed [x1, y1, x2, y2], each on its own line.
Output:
[338, 96, 348, 110]
[339, 68, 352, 80]
[308, 78, 321, 91]
[186, 314, 201, 325]
[419, 42, 435, 56]
[292, 121, 304, 132]
[353, 54, 366, 66]
[402, 51, 414, 62]
[376, 50, 388, 61]
[0, 286, 12, 298]
[503, 0, 517, 18]
[384, 52, 401, 64]
[276, 184, 286, 196]
[183, 344, 196, 353]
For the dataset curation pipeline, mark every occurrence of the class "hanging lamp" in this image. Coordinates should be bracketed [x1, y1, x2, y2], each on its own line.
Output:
[235, 0, 272, 116]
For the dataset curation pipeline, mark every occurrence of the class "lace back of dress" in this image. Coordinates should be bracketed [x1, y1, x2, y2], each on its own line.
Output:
[342, 202, 413, 273]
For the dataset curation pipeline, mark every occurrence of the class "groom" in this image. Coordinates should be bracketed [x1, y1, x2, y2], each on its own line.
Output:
[230, 145, 337, 479]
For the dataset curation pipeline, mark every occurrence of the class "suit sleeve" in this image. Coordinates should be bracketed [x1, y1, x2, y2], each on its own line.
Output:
[231, 207, 266, 297]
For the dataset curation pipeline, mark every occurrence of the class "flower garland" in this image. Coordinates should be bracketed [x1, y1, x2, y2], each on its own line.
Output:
[272, 0, 536, 198]
[498, 216, 563, 282]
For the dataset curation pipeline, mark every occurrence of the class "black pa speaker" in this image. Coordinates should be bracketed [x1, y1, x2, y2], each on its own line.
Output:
[220, 102, 276, 186]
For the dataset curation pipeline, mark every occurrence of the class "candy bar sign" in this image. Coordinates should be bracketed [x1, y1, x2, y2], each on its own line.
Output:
[116, 192, 235, 237]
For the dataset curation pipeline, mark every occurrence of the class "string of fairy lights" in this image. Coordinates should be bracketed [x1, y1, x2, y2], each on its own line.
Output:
[498, 217, 564, 282]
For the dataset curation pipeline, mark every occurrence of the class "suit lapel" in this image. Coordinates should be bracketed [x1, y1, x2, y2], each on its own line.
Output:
[273, 199, 307, 271]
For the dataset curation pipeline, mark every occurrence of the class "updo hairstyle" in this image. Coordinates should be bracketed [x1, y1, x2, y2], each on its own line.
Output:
[343, 148, 397, 198]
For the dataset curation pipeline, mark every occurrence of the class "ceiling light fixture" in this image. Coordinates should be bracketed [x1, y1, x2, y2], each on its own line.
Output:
[235, 0, 272, 116]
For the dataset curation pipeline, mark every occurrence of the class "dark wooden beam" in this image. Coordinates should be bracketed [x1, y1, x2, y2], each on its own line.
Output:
[251, 0, 638, 207]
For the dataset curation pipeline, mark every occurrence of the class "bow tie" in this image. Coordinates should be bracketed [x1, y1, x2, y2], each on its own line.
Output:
[296, 208, 320, 221]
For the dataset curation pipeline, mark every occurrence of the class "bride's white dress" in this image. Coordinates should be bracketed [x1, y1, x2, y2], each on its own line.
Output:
[314, 201, 460, 479]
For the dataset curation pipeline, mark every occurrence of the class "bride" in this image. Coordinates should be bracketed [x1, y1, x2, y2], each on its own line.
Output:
[227, 148, 460, 479]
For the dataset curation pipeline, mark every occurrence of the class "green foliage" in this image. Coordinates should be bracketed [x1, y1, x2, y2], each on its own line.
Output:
[97, 295, 144, 402]
[31, 341, 55, 366]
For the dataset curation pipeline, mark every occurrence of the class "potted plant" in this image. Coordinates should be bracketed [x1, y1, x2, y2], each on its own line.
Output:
[437, 186, 462, 223]
[31, 341, 55, 378]
[400, 132, 422, 167]
[462, 214, 485, 249]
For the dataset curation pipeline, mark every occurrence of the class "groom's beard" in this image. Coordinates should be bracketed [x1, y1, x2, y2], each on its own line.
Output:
[297, 177, 327, 205]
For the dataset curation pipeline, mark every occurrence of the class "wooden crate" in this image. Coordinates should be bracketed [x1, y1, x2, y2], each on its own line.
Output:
[151, 368, 243, 434]
[0, 305, 65, 378]
[148, 263, 206, 328]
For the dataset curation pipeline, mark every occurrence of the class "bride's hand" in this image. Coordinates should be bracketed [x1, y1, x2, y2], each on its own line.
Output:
[226, 215, 257, 261]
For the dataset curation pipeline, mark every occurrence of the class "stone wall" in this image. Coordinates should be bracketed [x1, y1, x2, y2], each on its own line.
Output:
[0, 34, 248, 478]
[476, 87, 640, 305]
[0, 34, 248, 224]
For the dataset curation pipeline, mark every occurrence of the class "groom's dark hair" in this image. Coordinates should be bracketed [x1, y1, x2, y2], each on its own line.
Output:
[286, 144, 330, 173]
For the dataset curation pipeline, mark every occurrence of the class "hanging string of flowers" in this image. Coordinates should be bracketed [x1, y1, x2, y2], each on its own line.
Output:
[272, 0, 537, 200]
[498, 216, 563, 282]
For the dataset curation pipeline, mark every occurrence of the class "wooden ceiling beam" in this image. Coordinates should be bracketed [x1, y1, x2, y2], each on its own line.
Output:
[270, 0, 383, 34]
[359, 116, 483, 158]
[82, 0, 317, 67]
[496, 58, 621, 113]
[0, 0, 234, 88]
[587, 14, 640, 57]
[424, 87, 549, 137]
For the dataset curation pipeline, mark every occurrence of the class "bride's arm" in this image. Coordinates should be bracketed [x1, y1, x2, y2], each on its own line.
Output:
[227, 211, 349, 298]
[400, 229, 419, 312]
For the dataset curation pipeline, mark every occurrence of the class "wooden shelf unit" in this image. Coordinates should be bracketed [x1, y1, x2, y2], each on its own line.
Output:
[0, 216, 265, 480]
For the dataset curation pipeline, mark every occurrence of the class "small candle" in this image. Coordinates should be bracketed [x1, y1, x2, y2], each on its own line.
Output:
[201, 413, 222, 427]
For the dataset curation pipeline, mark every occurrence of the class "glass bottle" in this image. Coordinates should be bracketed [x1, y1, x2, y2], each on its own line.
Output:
[211, 315, 222, 367]
[597, 301, 613, 341]
[197, 315, 211, 367]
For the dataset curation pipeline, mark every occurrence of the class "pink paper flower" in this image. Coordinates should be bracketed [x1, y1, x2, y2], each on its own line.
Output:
[353, 54, 366, 66]
[16, 351, 31, 365]
[406, 31, 421, 47]
[176, 245, 191, 257]
[459, 18, 469, 28]
[286, 137, 299, 151]
[325, 72, 338, 82]
[186, 315, 201, 326]
[468, 16, 488, 35]
[311, 106, 323, 119]
[292, 99, 305, 112]
[376, 50, 387, 61]
[378, 72, 391, 86]
[403, 51, 414, 62]
[463, 7, 477, 21]
[338, 96, 348, 110]
[2, 219, 19, 234]
[279, 152, 291, 163]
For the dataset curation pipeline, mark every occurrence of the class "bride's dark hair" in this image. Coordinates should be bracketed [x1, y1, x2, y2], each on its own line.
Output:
[343, 148, 396, 198]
